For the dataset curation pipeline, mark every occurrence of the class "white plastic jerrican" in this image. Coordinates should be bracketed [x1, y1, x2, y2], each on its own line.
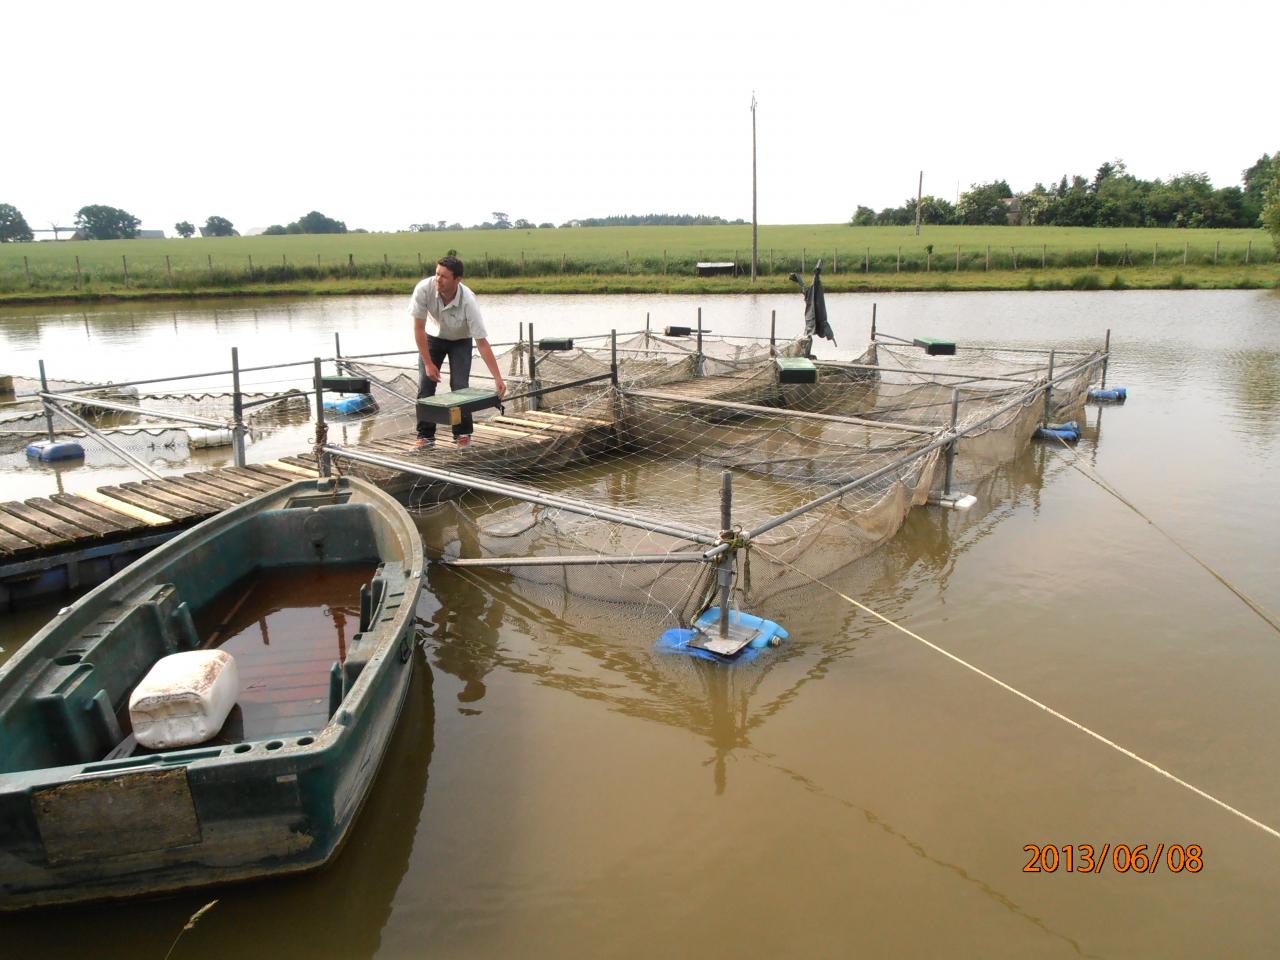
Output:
[187, 427, 234, 448]
[129, 650, 240, 749]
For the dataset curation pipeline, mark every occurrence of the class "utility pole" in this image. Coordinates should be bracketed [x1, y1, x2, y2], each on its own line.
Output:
[751, 92, 759, 282]
[914, 170, 923, 236]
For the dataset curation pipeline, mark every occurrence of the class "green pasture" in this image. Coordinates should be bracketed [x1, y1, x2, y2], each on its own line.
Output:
[0, 224, 1275, 301]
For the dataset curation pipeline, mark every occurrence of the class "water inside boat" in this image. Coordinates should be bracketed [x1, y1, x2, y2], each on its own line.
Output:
[189, 564, 376, 741]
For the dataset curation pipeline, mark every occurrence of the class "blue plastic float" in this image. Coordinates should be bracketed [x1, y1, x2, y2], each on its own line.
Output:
[1035, 421, 1080, 442]
[656, 607, 788, 663]
[323, 393, 377, 416]
[25, 440, 85, 461]
[1088, 387, 1127, 402]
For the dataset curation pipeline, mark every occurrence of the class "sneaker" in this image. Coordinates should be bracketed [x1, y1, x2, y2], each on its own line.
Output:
[413, 436, 434, 450]
[456, 435, 471, 448]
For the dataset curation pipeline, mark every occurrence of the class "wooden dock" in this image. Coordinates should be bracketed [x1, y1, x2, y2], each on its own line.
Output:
[0, 461, 317, 607]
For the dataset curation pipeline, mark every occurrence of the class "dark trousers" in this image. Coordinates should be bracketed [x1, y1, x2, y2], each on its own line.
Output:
[417, 335, 474, 439]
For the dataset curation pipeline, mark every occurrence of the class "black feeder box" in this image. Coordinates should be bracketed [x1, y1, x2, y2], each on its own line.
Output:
[321, 375, 371, 394]
[538, 338, 574, 352]
[775, 357, 818, 384]
[663, 326, 692, 337]
[913, 338, 957, 356]
[416, 387, 501, 426]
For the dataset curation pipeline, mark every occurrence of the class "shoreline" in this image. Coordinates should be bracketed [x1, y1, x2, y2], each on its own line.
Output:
[1, 265, 1276, 307]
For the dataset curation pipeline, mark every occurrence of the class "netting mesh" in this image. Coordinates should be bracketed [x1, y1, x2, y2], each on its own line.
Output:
[326, 331, 1102, 632]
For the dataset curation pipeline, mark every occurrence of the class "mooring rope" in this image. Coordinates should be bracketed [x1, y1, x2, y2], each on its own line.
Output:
[754, 543, 1280, 842]
[1050, 434, 1280, 636]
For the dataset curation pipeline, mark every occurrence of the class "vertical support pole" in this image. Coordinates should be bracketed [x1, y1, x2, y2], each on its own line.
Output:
[718, 470, 734, 639]
[38, 359, 56, 442]
[334, 331, 342, 363]
[769, 309, 776, 357]
[23, 256, 32, 287]
[610, 328, 618, 385]
[696, 307, 703, 375]
[518, 321, 525, 376]
[1101, 328, 1111, 390]
[121, 255, 129, 287]
[871, 302, 877, 341]
[986, 244, 991, 271]
[1246, 240, 1252, 265]
[231, 347, 247, 467]
[1214, 240, 1219, 265]
[1184, 241, 1189, 266]
[75, 255, 82, 287]
[944, 387, 959, 496]
[1044, 349, 1055, 424]
[645, 312, 650, 335]
[313, 357, 331, 478]
[166, 255, 173, 284]
[527, 323, 539, 412]
[896, 246, 901, 272]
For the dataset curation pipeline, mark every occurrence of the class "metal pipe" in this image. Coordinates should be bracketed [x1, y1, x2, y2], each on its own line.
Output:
[503, 372, 614, 406]
[325, 444, 719, 544]
[610, 328, 618, 386]
[43, 399, 163, 480]
[37, 359, 55, 442]
[43, 357, 327, 395]
[944, 387, 960, 495]
[340, 360, 418, 405]
[231, 347, 246, 468]
[769, 310, 776, 357]
[41, 393, 228, 429]
[1101, 328, 1111, 389]
[816, 360, 1043, 384]
[334, 331, 342, 361]
[313, 358, 330, 478]
[240, 389, 312, 410]
[441, 552, 710, 568]
[695, 307, 703, 375]
[718, 470, 733, 638]
[871, 302, 877, 341]
[623, 388, 936, 435]
[1043, 350, 1055, 424]
[528, 322, 538, 413]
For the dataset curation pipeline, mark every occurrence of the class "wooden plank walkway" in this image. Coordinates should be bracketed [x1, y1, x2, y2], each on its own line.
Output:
[0, 460, 319, 571]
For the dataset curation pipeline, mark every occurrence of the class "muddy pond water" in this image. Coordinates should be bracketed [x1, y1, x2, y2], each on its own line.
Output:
[1, 289, 1279, 957]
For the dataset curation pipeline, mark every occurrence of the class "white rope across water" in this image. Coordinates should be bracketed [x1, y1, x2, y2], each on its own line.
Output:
[755, 545, 1280, 842]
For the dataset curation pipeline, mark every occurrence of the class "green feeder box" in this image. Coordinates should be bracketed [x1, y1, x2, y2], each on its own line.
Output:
[775, 357, 818, 384]
[913, 338, 956, 356]
[321, 375, 371, 394]
[416, 387, 501, 426]
[538, 338, 574, 352]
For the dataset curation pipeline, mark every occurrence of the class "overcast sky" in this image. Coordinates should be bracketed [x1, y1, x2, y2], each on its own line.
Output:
[6, 0, 1275, 234]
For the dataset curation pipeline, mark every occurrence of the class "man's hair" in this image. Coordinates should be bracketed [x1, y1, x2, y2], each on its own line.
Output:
[437, 255, 464, 278]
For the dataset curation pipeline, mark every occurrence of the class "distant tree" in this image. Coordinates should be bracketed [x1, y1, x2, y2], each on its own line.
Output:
[1242, 152, 1276, 225]
[1262, 158, 1280, 253]
[849, 205, 876, 226]
[956, 181, 1013, 225]
[74, 204, 140, 240]
[263, 224, 288, 235]
[289, 211, 347, 234]
[446, 222, 463, 231]
[203, 215, 236, 237]
[538, 222, 555, 229]
[0, 203, 34, 242]
[492, 211, 511, 229]
[175, 220, 195, 238]
[514, 218, 534, 230]
[916, 195, 955, 225]
[1091, 159, 1126, 193]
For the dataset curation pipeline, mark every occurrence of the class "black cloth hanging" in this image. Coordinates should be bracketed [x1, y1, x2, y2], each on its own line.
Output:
[788, 259, 836, 345]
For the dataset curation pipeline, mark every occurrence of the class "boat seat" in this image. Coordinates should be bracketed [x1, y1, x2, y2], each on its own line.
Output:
[336, 563, 408, 706]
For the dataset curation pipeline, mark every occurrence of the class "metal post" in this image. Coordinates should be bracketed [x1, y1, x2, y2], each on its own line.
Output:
[1100, 328, 1111, 389]
[334, 331, 342, 361]
[718, 470, 734, 639]
[610, 329, 618, 385]
[313, 358, 331, 477]
[944, 387, 960, 495]
[696, 307, 703, 376]
[871, 302, 877, 341]
[1044, 349, 1055, 424]
[527, 323, 539, 412]
[37, 360, 56, 442]
[769, 309, 776, 357]
[230, 347, 247, 467]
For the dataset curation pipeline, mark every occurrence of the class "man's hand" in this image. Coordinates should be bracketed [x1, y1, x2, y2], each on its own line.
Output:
[424, 360, 441, 383]
[495, 378, 506, 400]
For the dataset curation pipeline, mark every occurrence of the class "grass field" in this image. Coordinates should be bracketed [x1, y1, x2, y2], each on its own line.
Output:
[0, 224, 1275, 302]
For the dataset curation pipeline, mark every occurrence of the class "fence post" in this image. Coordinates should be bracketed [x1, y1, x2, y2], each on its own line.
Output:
[282, 253, 287, 269]
[1095, 244, 1100, 268]
[231, 347, 247, 467]
[317, 253, 322, 270]
[1123, 243, 1129, 266]
[986, 244, 991, 271]
[347, 253, 354, 274]
[313, 357, 330, 478]
[896, 246, 901, 273]
[1183, 241, 1188, 266]
[485, 252, 489, 277]
[122, 255, 129, 287]
[1214, 240, 1219, 265]
[956, 244, 960, 271]
[926, 251, 931, 272]
[802, 248, 806, 273]
[833, 249, 838, 273]
[661, 249, 666, 274]
[417, 251, 422, 273]
[625, 249, 628, 274]
[1041, 243, 1046, 269]
[769, 248, 773, 272]
[23, 256, 32, 288]
[75, 255, 82, 287]
[247, 255, 253, 277]
[865, 247, 870, 272]
[522, 249, 527, 273]
[1246, 240, 1252, 264]
[1153, 244, 1158, 267]
[1011, 248, 1017, 270]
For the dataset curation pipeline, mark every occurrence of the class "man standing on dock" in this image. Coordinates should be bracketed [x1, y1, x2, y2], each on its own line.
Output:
[410, 255, 506, 448]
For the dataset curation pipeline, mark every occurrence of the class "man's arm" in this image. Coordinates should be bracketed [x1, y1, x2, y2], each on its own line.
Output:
[413, 317, 440, 382]
[475, 338, 506, 398]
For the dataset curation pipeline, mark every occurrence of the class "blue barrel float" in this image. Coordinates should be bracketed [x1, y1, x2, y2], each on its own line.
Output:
[656, 608, 788, 663]
[1035, 421, 1080, 442]
[1088, 387, 1127, 402]
[25, 439, 85, 461]
[323, 393, 377, 416]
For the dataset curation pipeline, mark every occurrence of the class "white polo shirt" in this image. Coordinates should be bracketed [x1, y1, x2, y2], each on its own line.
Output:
[409, 277, 488, 340]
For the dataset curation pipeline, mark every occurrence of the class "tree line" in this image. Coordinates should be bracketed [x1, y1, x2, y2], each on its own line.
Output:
[0, 205, 353, 242]
[853, 154, 1280, 232]
[410, 211, 745, 232]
